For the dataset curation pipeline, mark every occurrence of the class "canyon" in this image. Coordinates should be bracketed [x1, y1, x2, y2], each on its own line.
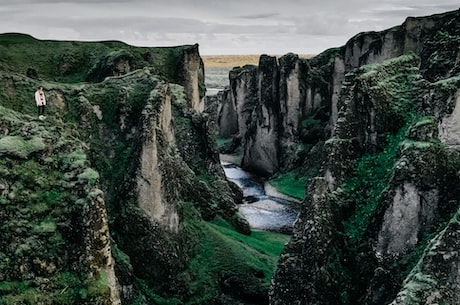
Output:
[0, 7, 459, 305]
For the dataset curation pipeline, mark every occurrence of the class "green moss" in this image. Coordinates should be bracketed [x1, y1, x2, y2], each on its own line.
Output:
[87, 271, 111, 299]
[299, 116, 322, 143]
[134, 279, 184, 305]
[62, 148, 89, 170]
[357, 52, 421, 125]
[33, 216, 57, 234]
[269, 171, 306, 200]
[215, 136, 233, 149]
[413, 116, 436, 128]
[401, 139, 434, 149]
[341, 125, 409, 242]
[77, 168, 100, 185]
[0, 33, 198, 85]
[0, 135, 46, 158]
[170, 84, 186, 106]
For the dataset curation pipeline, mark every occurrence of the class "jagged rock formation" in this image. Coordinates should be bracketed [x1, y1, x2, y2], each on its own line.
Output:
[0, 107, 120, 304]
[209, 8, 460, 305]
[264, 9, 460, 305]
[268, 178, 342, 305]
[216, 9, 460, 178]
[389, 207, 460, 305]
[1, 34, 289, 305]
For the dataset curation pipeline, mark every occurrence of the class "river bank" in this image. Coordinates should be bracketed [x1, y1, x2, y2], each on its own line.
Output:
[220, 155, 301, 234]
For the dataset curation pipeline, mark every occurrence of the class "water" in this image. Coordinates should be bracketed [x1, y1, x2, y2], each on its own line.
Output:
[205, 67, 231, 96]
[221, 160, 300, 233]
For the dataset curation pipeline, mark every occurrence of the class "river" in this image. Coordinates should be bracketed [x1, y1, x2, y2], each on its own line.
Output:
[221, 158, 301, 234]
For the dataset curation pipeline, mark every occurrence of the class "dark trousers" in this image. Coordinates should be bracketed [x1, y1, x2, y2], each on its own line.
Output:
[38, 105, 45, 116]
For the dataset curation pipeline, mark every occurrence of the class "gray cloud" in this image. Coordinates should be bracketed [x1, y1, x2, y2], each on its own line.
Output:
[236, 13, 281, 19]
[0, 0, 458, 54]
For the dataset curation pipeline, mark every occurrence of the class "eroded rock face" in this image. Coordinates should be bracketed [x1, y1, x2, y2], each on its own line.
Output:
[217, 10, 460, 178]
[439, 89, 460, 150]
[137, 82, 179, 232]
[0, 108, 121, 304]
[269, 178, 341, 305]
[85, 189, 121, 305]
[217, 65, 258, 139]
[177, 44, 206, 112]
[376, 182, 438, 259]
[1, 35, 252, 304]
[242, 55, 281, 176]
[389, 208, 460, 305]
[268, 10, 460, 305]
[279, 53, 302, 140]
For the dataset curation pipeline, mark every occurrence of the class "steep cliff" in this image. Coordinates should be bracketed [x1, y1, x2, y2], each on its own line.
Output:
[210, 8, 460, 305]
[265, 9, 460, 305]
[0, 34, 286, 305]
[216, 9, 460, 178]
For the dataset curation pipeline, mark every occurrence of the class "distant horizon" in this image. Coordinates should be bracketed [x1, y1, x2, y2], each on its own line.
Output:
[0, 31, 318, 58]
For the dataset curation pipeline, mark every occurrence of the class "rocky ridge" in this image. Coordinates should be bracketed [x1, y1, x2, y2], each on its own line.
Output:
[214, 9, 460, 305]
[0, 34, 285, 305]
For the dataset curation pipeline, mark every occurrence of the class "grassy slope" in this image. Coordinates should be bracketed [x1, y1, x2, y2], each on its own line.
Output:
[181, 217, 289, 305]
[0, 33, 192, 83]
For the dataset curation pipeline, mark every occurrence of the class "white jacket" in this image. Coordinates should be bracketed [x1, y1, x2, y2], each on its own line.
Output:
[35, 90, 46, 106]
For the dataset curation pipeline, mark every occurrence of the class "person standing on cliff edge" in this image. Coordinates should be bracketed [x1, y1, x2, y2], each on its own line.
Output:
[35, 86, 46, 120]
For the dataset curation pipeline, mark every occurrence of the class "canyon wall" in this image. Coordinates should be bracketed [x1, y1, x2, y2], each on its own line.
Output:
[211, 8, 460, 305]
[266, 9, 460, 305]
[0, 35, 261, 305]
[217, 9, 460, 178]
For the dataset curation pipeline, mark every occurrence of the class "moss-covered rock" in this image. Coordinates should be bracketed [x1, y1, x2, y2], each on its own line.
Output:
[0, 106, 119, 304]
[0, 34, 280, 305]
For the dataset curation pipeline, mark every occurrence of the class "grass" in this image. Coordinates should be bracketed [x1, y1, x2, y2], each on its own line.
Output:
[181, 216, 290, 305]
[339, 53, 422, 243]
[0, 33, 196, 84]
[341, 127, 408, 242]
[268, 171, 306, 200]
[0, 106, 116, 304]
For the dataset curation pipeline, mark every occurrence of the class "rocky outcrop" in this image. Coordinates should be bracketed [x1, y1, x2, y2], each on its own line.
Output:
[136, 81, 179, 232]
[268, 9, 460, 305]
[388, 207, 460, 305]
[269, 178, 342, 305]
[439, 89, 460, 150]
[175, 44, 206, 112]
[0, 106, 121, 304]
[0, 35, 255, 305]
[242, 55, 281, 176]
[325, 52, 422, 188]
[217, 65, 258, 139]
[217, 9, 460, 178]
[84, 189, 121, 305]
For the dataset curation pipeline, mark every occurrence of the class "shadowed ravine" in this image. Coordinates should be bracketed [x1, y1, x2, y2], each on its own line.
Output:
[221, 159, 300, 234]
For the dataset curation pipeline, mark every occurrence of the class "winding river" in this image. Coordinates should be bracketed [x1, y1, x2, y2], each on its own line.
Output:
[221, 158, 301, 234]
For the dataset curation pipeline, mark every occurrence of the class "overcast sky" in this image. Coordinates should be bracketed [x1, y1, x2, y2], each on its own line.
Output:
[0, 0, 458, 55]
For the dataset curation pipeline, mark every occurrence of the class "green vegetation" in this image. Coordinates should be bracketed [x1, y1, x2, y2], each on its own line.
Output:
[269, 171, 306, 200]
[340, 127, 408, 242]
[0, 135, 46, 158]
[338, 53, 422, 242]
[0, 33, 194, 84]
[215, 135, 233, 149]
[180, 216, 290, 305]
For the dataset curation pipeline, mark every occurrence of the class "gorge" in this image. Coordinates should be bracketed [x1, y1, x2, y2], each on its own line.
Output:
[214, 8, 460, 305]
[0, 7, 459, 305]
